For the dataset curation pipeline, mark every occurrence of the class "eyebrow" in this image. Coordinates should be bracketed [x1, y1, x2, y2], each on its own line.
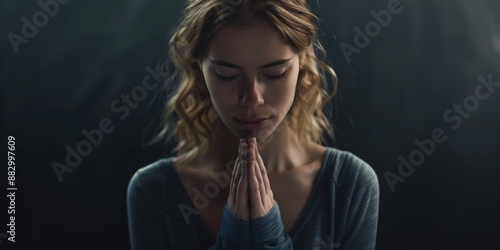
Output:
[208, 56, 293, 69]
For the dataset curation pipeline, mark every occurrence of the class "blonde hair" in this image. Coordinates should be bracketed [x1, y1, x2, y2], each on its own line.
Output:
[151, 0, 338, 163]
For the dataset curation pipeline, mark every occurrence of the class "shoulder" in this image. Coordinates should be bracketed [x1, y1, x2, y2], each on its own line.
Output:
[127, 157, 174, 198]
[326, 148, 379, 197]
[322, 148, 379, 249]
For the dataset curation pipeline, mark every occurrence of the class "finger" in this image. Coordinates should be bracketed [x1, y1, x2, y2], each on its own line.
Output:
[236, 144, 249, 217]
[242, 140, 248, 161]
[253, 138, 272, 210]
[231, 139, 245, 207]
[235, 138, 242, 167]
[249, 157, 263, 219]
[231, 140, 243, 191]
[255, 140, 272, 201]
[250, 139, 265, 207]
[228, 141, 242, 209]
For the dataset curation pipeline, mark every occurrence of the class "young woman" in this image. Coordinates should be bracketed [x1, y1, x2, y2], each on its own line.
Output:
[127, 0, 379, 249]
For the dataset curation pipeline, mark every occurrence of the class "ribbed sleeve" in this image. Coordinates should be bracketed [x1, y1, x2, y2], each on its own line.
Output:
[127, 171, 169, 250]
[210, 202, 292, 250]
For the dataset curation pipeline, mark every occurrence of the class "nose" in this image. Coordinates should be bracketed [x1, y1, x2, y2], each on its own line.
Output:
[239, 77, 264, 109]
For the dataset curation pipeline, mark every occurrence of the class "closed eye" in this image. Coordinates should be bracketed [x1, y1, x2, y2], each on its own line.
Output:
[265, 70, 287, 80]
[215, 71, 239, 81]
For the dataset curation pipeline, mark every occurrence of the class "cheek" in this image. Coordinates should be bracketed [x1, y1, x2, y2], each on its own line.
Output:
[205, 81, 235, 113]
[268, 78, 298, 107]
[267, 88, 292, 106]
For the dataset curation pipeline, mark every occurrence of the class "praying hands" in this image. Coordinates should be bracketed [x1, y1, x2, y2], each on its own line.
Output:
[227, 137, 275, 221]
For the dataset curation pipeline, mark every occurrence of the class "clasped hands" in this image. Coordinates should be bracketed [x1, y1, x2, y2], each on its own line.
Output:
[227, 137, 275, 221]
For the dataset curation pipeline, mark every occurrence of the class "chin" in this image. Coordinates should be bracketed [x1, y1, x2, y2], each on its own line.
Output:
[221, 115, 286, 142]
[228, 122, 275, 141]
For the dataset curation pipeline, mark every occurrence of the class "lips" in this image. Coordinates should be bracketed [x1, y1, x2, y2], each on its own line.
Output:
[233, 116, 271, 129]
[234, 117, 270, 123]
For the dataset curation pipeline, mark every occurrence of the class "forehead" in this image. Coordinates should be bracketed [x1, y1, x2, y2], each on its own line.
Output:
[206, 17, 295, 67]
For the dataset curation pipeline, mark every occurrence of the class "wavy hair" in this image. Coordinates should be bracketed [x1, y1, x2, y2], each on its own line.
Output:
[151, 0, 338, 163]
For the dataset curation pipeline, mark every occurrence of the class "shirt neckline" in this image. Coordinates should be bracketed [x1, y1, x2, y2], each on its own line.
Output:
[287, 147, 333, 239]
[165, 158, 219, 242]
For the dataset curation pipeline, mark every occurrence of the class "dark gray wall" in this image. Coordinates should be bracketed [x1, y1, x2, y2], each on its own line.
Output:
[2, 0, 499, 249]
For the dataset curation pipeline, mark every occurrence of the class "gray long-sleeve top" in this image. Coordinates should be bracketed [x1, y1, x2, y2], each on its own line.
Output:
[127, 147, 379, 250]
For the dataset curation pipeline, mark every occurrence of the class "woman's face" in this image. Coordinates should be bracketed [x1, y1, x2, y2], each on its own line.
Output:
[200, 17, 301, 140]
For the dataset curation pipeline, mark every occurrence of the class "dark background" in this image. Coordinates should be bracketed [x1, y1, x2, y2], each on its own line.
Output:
[2, 0, 499, 249]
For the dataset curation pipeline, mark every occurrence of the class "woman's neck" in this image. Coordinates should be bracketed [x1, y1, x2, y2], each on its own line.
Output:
[205, 120, 316, 174]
